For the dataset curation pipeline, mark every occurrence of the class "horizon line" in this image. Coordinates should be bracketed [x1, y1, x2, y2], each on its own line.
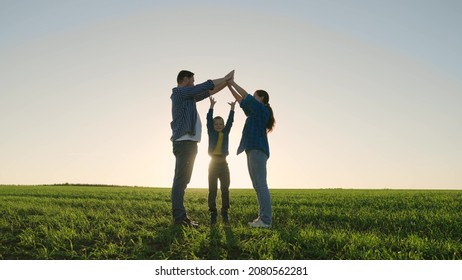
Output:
[1, 183, 461, 191]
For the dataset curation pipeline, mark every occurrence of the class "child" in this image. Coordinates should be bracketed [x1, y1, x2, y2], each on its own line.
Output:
[207, 97, 236, 224]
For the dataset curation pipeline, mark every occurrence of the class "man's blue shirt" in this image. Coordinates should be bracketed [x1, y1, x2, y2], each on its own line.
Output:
[170, 80, 214, 141]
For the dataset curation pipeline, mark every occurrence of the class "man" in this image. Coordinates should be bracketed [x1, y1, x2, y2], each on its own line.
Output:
[170, 69, 234, 226]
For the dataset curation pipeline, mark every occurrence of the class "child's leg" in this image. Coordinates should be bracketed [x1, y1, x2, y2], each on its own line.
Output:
[219, 162, 231, 214]
[208, 161, 219, 213]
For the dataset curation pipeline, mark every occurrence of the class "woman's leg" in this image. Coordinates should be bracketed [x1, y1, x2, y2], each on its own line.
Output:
[247, 150, 272, 225]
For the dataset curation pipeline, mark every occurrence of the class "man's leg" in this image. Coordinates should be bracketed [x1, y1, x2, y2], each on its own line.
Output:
[172, 141, 197, 223]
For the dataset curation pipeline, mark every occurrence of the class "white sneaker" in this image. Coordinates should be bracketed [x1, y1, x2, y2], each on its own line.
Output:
[248, 218, 271, 228]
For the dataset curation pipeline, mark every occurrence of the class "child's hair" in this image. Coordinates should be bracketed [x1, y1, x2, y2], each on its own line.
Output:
[177, 70, 194, 83]
[255, 90, 275, 132]
[213, 116, 224, 123]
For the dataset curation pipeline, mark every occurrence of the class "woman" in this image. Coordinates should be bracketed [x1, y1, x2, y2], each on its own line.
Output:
[228, 80, 275, 228]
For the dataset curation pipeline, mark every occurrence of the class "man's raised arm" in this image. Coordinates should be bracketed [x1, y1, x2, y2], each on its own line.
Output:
[209, 70, 235, 95]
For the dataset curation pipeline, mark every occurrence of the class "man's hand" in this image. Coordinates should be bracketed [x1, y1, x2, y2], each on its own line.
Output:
[225, 70, 235, 82]
[209, 70, 235, 96]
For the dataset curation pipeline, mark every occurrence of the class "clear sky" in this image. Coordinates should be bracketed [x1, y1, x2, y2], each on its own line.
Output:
[1, 0, 461, 189]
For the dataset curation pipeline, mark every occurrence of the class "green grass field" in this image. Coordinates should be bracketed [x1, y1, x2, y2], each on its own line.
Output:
[1, 185, 461, 260]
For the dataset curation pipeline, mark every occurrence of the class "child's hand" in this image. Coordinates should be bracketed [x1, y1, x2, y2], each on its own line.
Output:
[228, 100, 237, 111]
[209, 97, 217, 108]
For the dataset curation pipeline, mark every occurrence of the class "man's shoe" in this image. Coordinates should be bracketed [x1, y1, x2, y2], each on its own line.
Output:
[174, 218, 199, 227]
[248, 218, 271, 228]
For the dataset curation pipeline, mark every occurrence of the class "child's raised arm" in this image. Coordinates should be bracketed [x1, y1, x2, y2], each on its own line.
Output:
[228, 100, 237, 111]
[209, 96, 217, 109]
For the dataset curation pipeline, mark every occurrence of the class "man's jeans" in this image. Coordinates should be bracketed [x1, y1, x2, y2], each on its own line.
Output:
[208, 157, 230, 213]
[246, 149, 272, 225]
[172, 141, 197, 222]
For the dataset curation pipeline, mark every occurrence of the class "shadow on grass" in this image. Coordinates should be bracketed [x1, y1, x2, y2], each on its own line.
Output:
[223, 224, 243, 259]
[139, 224, 186, 259]
[195, 223, 243, 260]
[208, 225, 222, 259]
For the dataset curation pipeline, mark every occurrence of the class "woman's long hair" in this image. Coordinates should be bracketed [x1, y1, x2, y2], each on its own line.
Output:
[255, 90, 275, 132]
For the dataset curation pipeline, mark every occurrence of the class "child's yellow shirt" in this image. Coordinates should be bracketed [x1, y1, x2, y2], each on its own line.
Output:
[212, 132, 224, 155]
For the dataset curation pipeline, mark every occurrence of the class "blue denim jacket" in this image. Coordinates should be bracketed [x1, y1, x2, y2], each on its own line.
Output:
[207, 108, 234, 156]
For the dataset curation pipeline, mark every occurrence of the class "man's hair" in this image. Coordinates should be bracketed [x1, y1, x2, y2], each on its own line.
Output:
[177, 70, 194, 84]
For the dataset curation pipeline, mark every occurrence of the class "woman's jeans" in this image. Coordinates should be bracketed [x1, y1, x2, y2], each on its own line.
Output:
[246, 149, 272, 225]
[172, 141, 197, 223]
